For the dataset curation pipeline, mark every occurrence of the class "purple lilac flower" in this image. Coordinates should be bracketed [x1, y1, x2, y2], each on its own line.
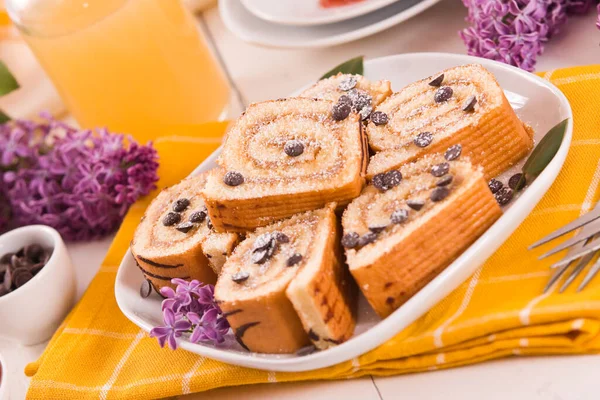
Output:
[151, 279, 231, 350]
[0, 114, 159, 239]
[597, 4, 600, 29]
[459, 0, 597, 71]
[150, 308, 192, 350]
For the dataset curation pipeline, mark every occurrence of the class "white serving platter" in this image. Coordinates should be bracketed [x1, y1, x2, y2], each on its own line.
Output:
[116, 53, 573, 372]
[240, 0, 401, 27]
[219, 0, 442, 49]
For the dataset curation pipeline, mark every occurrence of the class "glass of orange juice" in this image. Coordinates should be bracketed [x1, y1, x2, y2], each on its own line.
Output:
[5, 0, 230, 142]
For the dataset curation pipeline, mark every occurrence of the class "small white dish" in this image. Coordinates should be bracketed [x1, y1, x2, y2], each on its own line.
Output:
[116, 53, 573, 372]
[240, 0, 400, 26]
[0, 225, 76, 345]
[220, 0, 442, 49]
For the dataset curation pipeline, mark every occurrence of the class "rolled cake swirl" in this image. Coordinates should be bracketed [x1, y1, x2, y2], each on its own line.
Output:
[342, 151, 502, 318]
[202, 98, 367, 232]
[300, 73, 392, 111]
[131, 171, 239, 292]
[366, 64, 533, 180]
[215, 204, 356, 354]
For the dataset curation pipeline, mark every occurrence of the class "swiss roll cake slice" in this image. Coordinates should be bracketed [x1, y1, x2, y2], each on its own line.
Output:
[300, 73, 392, 109]
[342, 151, 502, 318]
[202, 98, 367, 233]
[215, 204, 356, 353]
[131, 172, 239, 292]
[366, 64, 533, 180]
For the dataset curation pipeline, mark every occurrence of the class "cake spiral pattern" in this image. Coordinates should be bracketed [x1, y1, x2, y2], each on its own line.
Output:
[203, 98, 367, 232]
[366, 64, 533, 180]
[131, 172, 239, 292]
[343, 153, 502, 318]
[215, 204, 356, 353]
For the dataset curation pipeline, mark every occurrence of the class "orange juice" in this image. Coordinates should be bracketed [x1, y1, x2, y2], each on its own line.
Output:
[7, 0, 230, 141]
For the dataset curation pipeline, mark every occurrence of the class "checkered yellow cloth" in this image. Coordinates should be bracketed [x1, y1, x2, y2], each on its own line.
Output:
[25, 65, 600, 399]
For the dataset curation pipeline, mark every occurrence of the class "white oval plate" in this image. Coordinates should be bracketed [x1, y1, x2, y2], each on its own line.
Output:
[240, 0, 400, 26]
[116, 53, 573, 372]
[219, 0, 442, 49]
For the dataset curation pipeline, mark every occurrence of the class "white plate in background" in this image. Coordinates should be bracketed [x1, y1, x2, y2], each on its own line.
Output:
[220, 0, 442, 49]
[116, 53, 573, 372]
[240, 0, 400, 26]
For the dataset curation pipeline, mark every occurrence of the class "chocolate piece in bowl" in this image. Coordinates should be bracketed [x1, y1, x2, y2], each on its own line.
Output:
[343, 153, 502, 318]
[131, 171, 239, 293]
[0, 244, 53, 297]
[215, 204, 356, 353]
[366, 64, 534, 181]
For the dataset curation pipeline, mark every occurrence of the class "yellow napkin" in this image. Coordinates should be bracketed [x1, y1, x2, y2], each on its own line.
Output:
[25, 65, 600, 399]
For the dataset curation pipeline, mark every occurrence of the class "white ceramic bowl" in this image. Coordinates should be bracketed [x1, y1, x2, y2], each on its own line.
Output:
[0, 225, 76, 345]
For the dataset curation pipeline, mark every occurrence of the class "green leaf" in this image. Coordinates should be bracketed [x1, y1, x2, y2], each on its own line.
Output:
[0, 61, 19, 96]
[320, 56, 364, 80]
[521, 118, 568, 183]
[0, 109, 10, 124]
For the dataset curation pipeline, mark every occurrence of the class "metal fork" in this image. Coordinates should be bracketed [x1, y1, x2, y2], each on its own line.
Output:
[529, 201, 600, 293]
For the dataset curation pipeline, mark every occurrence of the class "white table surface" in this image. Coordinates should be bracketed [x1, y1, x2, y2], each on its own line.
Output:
[2, 0, 600, 398]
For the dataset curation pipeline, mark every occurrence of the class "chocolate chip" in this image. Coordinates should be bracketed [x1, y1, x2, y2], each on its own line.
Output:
[296, 345, 317, 356]
[462, 95, 477, 112]
[223, 171, 244, 187]
[287, 253, 303, 267]
[189, 210, 207, 223]
[436, 175, 453, 187]
[338, 75, 357, 91]
[273, 232, 290, 243]
[431, 187, 450, 202]
[445, 144, 462, 161]
[369, 224, 388, 233]
[332, 101, 351, 121]
[232, 271, 250, 283]
[162, 212, 181, 226]
[176, 222, 194, 233]
[431, 162, 450, 177]
[308, 329, 320, 341]
[429, 74, 444, 87]
[140, 280, 152, 298]
[414, 132, 433, 148]
[284, 140, 304, 157]
[24, 244, 45, 263]
[359, 105, 373, 121]
[495, 187, 514, 206]
[173, 198, 190, 212]
[391, 209, 409, 224]
[251, 249, 269, 265]
[372, 173, 387, 191]
[265, 239, 279, 258]
[13, 270, 32, 288]
[207, 217, 213, 230]
[407, 199, 426, 211]
[488, 179, 503, 194]
[509, 173, 526, 191]
[347, 89, 372, 111]
[383, 170, 402, 189]
[341, 232, 360, 249]
[434, 86, 453, 103]
[370, 111, 388, 126]
[0, 253, 13, 266]
[253, 233, 274, 252]
[338, 94, 352, 106]
[358, 232, 378, 247]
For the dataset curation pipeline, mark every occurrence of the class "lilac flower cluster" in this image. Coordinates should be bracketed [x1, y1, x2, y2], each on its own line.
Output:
[0, 114, 159, 240]
[150, 279, 230, 350]
[460, 0, 598, 71]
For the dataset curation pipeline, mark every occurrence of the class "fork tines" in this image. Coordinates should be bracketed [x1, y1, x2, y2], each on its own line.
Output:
[531, 202, 600, 293]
